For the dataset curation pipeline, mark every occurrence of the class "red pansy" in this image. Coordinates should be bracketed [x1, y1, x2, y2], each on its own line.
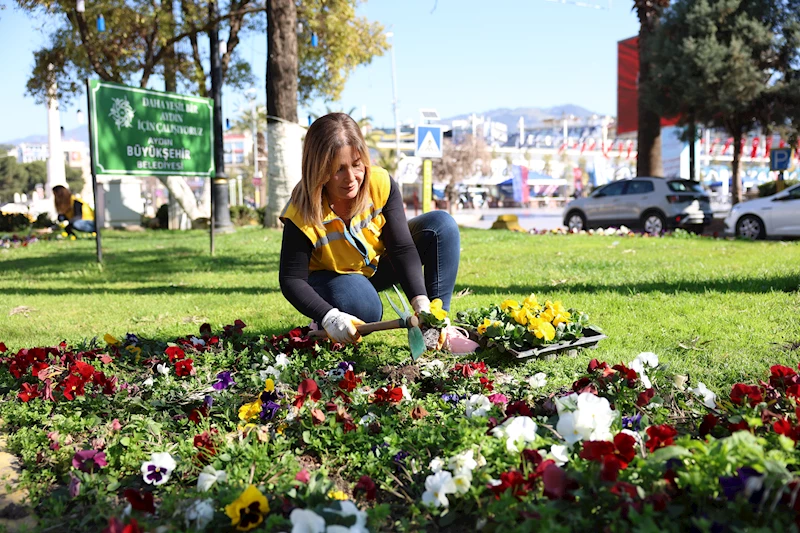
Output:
[373, 386, 403, 404]
[645, 424, 678, 452]
[294, 379, 321, 409]
[730, 383, 763, 407]
[123, 488, 156, 514]
[18, 382, 41, 402]
[166, 346, 185, 363]
[175, 359, 194, 377]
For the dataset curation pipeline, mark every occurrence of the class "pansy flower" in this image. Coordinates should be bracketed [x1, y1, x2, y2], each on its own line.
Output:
[212, 371, 235, 390]
[123, 488, 156, 514]
[175, 359, 194, 377]
[224, 484, 269, 531]
[197, 465, 228, 492]
[141, 452, 177, 486]
[166, 346, 186, 363]
[18, 382, 41, 403]
[72, 449, 108, 473]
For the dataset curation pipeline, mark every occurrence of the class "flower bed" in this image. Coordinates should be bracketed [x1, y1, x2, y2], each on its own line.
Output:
[1, 322, 800, 532]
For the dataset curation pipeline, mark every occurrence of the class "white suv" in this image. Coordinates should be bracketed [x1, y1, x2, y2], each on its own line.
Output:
[563, 177, 714, 234]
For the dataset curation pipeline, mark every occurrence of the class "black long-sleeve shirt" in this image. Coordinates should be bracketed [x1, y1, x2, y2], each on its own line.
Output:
[279, 178, 426, 322]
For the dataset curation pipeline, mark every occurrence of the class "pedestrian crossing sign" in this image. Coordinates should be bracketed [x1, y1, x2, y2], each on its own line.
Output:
[415, 125, 443, 158]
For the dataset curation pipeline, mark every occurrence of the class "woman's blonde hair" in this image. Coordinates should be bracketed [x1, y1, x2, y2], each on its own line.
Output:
[291, 112, 372, 227]
[52, 185, 72, 216]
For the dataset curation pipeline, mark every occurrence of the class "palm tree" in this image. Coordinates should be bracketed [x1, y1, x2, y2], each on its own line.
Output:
[633, 0, 669, 177]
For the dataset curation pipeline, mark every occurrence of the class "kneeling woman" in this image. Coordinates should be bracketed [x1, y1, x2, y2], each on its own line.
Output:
[279, 113, 460, 344]
[53, 185, 96, 235]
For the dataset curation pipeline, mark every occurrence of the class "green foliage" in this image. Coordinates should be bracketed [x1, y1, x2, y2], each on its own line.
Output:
[18, 0, 387, 107]
[0, 156, 83, 203]
[758, 179, 799, 197]
[229, 205, 259, 227]
[645, 0, 800, 147]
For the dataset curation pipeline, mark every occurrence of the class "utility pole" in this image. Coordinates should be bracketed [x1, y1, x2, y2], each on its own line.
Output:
[387, 32, 401, 166]
[209, 0, 234, 234]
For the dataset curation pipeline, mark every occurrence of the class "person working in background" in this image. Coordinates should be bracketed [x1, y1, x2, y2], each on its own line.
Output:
[53, 185, 95, 235]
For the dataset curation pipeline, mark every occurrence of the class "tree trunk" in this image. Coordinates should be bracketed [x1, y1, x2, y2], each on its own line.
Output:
[265, 0, 302, 227]
[636, 24, 663, 177]
[731, 131, 743, 205]
[157, 176, 210, 220]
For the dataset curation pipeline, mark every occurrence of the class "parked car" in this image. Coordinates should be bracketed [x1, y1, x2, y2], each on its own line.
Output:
[562, 177, 713, 234]
[724, 182, 800, 239]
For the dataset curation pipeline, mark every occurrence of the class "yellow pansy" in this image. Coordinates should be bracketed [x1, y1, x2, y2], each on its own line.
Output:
[264, 378, 275, 393]
[477, 318, 493, 334]
[70, 235, 76, 240]
[511, 307, 529, 326]
[522, 294, 539, 310]
[541, 301, 571, 326]
[238, 399, 263, 422]
[225, 485, 270, 531]
[61, 231, 68, 238]
[500, 299, 520, 311]
[529, 319, 556, 341]
[429, 298, 448, 321]
[327, 490, 348, 501]
[104, 334, 120, 346]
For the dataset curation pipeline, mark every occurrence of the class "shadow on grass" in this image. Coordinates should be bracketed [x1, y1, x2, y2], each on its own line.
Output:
[0, 246, 281, 294]
[459, 273, 800, 296]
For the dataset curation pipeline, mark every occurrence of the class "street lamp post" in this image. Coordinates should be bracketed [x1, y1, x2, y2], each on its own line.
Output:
[387, 32, 401, 167]
[209, 0, 234, 234]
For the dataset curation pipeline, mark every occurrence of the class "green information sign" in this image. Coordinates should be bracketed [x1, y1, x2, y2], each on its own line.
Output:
[88, 80, 214, 177]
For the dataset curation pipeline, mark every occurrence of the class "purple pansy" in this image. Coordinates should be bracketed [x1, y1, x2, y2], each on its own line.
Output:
[622, 413, 643, 431]
[68, 473, 81, 498]
[441, 393, 461, 405]
[260, 400, 281, 421]
[212, 371, 236, 390]
[719, 467, 764, 502]
[72, 449, 108, 473]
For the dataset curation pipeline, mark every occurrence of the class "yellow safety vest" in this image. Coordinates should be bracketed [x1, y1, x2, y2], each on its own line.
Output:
[281, 167, 391, 277]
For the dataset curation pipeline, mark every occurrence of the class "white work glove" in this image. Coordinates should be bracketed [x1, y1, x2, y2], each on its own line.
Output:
[321, 308, 364, 344]
[410, 295, 431, 314]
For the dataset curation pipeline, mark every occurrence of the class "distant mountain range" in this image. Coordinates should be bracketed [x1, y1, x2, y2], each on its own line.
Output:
[2, 104, 599, 146]
[445, 104, 599, 133]
[2, 126, 89, 146]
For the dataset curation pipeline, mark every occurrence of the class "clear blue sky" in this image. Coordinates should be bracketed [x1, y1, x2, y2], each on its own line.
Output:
[0, 0, 640, 142]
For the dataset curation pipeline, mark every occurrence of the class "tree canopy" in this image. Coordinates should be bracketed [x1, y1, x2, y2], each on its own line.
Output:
[645, 0, 800, 202]
[18, 0, 387, 105]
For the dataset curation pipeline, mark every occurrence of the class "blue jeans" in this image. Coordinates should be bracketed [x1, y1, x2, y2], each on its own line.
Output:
[308, 210, 461, 323]
[71, 219, 96, 233]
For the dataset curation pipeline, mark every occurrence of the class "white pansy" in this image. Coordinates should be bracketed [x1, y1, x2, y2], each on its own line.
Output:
[636, 352, 659, 368]
[555, 412, 584, 445]
[141, 452, 177, 486]
[628, 358, 653, 389]
[574, 392, 616, 441]
[400, 385, 413, 402]
[143, 377, 154, 387]
[453, 472, 473, 494]
[196, 465, 227, 492]
[328, 368, 346, 380]
[275, 353, 289, 368]
[190, 336, 206, 347]
[491, 416, 538, 453]
[263, 365, 281, 382]
[421, 359, 445, 377]
[690, 382, 718, 409]
[421, 471, 457, 508]
[448, 449, 478, 477]
[550, 444, 569, 466]
[556, 393, 617, 445]
[322, 500, 368, 533]
[527, 372, 547, 388]
[555, 393, 579, 415]
[465, 394, 492, 418]
[475, 451, 487, 468]
[429, 456, 445, 473]
[156, 363, 170, 376]
[184, 498, 214, 531]
[290, 507, 326, 533]
[359, 413, 377, 426]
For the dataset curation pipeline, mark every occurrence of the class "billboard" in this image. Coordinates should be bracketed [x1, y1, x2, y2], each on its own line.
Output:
[617, 36, 680, 135]
[88, 80, 214, 177]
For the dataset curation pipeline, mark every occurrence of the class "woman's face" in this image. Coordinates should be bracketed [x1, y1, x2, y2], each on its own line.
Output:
[326, 145, 365, 204]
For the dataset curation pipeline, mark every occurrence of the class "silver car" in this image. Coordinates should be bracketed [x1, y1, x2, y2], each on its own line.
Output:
[563, 177, 714, 234]
[724, 183, 800, 239]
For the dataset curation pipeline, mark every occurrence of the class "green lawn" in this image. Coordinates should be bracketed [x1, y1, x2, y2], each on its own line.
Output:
[1, 227, 799, 391]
